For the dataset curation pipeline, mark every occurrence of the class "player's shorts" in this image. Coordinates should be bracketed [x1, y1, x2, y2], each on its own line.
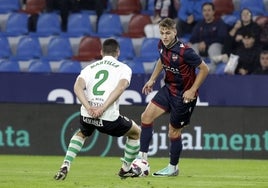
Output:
[152, 85, 197, 129]
[79, 115, 132, 137]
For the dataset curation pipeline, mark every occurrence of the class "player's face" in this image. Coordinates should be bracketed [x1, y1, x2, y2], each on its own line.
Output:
[159, 27, 177, 46]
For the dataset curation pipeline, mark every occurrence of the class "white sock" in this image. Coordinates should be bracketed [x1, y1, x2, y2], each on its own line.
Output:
[138, 151, 148, 160]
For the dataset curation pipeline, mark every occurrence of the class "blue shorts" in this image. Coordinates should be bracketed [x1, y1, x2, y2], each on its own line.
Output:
[152, 85, 197, 129]
[79, 115, 132, 137]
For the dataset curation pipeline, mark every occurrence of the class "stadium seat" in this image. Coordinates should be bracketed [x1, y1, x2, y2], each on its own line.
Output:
[133, 38, 159, 62]
[5, 12, 29, 36]
[96, 13, 123, 37]
[116, 37, 136, 61]
[222, 14, 239, 27]
[0, 36, 12, 58]
[0, 0, 21, 13]
[34, 13, 61, 36]
[214, 62, 226, 75]
[65, 13, 95, 37]
[23, 0, 46, 14]
[57, 60, 81, 73]
[123, 14, 152, 38]
[111, 0, 142, 15]
[264, 0, 268, 12]
[44, 36, 73, 61]
[0, 59, 20, 72]
[72, 36, 102, 61]
[124, 60, 145, 74]
[141, 0, 155, 15]
[239, 0, 266, 16]
[213, 0, 235, 20]
[12, 36, 42, 60]
[28, 59, 52, 73]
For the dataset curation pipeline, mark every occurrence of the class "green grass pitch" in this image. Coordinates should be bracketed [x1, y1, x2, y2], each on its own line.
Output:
[0, 155, 267, 188]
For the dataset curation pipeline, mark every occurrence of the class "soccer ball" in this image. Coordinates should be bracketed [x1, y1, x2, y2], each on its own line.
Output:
[131, 158, 150, 177]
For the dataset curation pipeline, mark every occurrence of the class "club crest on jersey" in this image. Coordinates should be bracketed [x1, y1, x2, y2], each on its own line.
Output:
[172, 54, 178, 61]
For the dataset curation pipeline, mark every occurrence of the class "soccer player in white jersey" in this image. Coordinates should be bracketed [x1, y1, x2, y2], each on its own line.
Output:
[54, 38, 141, 180]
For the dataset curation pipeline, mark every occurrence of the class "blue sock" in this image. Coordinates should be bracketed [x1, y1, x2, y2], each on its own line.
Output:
[170, 136, 182, 166]
[140, 124, 153, 152]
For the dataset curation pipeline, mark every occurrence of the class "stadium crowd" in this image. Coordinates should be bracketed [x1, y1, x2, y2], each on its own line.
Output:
[0, 0, 268, 75]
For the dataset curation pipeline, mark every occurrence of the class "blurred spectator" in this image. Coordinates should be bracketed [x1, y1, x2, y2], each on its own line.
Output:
[235, 31, 261, 75]
[46, 0, 107, 32]
[46, 0, 78, 32]
[252, 50, 268, 75]
[144, 0, 179, 38]
[188, 2, 228, 69]
[78, 0, 108, 29]
[177, 0, 212, 37]
[214, 8, 261, 62]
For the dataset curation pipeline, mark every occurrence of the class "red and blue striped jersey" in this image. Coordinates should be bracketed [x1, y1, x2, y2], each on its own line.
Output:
[158, 38, 202, 96]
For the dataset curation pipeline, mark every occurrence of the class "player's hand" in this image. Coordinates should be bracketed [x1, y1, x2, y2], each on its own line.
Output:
[88, 106, 104, 118]
[183, 89, 196, 103]
[142, 80, 155, 95]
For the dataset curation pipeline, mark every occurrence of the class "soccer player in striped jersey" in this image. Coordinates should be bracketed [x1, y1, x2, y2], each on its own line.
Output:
[138, 18, 209, 176]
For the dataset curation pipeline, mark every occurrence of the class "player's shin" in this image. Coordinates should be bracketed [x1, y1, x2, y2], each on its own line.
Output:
[169, 135, 182, 166]
[64, 134, 86, 168]
[139, 123, 153, 160]
[121, 138, 140, 171]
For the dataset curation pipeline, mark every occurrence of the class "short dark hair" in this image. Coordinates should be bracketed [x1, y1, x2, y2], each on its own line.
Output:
[242, 30, 256, 38]
[261, 50, 268, 55]
[202, 2, 214, 10]
[102, 38, 120, 56]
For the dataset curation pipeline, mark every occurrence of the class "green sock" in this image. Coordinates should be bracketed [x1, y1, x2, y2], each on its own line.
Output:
[64, 135, 85, 164]
[122, 138, 140, 170]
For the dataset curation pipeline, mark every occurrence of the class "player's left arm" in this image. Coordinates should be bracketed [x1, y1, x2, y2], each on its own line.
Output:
[183, 61, 209, 102]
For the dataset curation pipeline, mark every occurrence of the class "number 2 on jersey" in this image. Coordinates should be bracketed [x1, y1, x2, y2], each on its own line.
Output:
[93, 70, 109, 95]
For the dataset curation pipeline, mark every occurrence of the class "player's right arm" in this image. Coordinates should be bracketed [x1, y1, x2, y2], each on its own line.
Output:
[74, 76, 93, 116]
[142, 59, 163, 95]
[91, 78, 129, 118]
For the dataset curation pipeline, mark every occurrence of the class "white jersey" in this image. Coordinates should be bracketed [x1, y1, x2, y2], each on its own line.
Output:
[78, 56, 132, 121]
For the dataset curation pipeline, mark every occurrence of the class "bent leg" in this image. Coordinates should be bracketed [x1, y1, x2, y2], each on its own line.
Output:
[54, 130, 86, 180]
[123, 121, 141, 166]
[64, 131, 86, 163]
[119, 121, 141, 177]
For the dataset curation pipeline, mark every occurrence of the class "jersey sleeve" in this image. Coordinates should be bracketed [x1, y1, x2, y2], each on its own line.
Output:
[120, 64, 132, 85]
[183, 47, 202, 67]
[77, 66, 90, 82]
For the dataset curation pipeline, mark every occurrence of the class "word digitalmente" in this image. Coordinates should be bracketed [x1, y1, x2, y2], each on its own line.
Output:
[118, 126, 268, 155]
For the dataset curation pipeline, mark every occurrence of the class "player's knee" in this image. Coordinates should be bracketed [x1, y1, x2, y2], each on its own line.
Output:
[75, 131, 87, 139]
[128, 123, 141, 140]
[168, 128, 181, 139]
[141, 111, 154, 124]
[141, 111, 147, 122]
